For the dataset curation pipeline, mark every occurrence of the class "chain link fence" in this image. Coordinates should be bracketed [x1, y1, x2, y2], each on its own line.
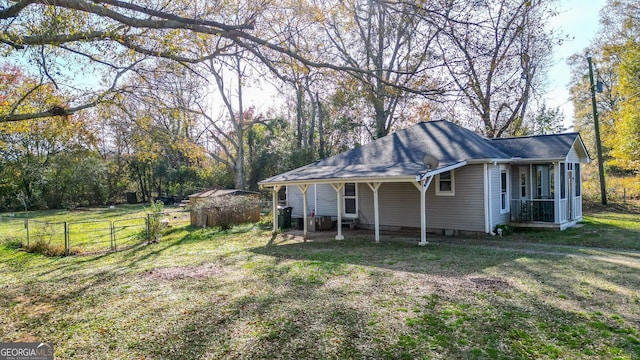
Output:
[0, 210, 191, 255]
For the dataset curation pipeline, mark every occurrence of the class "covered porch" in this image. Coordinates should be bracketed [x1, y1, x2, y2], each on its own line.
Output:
[509, 162, 583, 230]
[261, 162, 467, 246]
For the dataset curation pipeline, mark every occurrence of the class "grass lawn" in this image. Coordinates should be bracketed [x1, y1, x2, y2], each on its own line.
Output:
[0, 206, 639, 359]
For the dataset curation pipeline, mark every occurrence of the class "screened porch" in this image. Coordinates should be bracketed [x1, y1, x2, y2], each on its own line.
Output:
[509, 162, 583, 227]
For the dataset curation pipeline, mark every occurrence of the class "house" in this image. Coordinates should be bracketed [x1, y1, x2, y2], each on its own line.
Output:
[258, 120, 590, 244]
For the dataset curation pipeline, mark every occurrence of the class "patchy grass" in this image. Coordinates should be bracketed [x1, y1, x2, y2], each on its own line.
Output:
[0, 212, 639, 359]
[0, 205, 188, 253]
[509, 209, 640, 251]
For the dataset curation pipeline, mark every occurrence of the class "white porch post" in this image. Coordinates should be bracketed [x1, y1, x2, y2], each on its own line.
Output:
[271, 185, 281, 234]
[413, 176, 434, 246]
[367, 182, 382, 243]
[331, 183, 345, 240]
[298, 184, 309, 237]
[553, 162, 561, 223]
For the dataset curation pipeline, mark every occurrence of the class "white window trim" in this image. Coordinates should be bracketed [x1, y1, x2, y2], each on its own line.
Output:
[343, 183, 358, 218]
[500, 165, 510, 214]
[435, 171, 455, 196]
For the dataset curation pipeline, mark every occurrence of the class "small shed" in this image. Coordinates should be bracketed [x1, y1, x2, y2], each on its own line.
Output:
[189, 189, 260, 228]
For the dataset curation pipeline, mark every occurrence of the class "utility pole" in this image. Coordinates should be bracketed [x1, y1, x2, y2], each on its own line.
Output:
[587, 56, 607, 205]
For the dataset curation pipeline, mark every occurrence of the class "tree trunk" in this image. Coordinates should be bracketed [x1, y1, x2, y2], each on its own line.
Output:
[235, 57, 245, 190]
[317, 93, 326, 159]
[295, 84, 304, 149]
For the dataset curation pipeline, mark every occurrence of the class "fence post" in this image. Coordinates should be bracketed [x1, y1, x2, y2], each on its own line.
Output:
[146, 214, 151, 244]
[64, 221, 69, 255]
[24, 219, 30, 247]
[110, 221, 115, 252]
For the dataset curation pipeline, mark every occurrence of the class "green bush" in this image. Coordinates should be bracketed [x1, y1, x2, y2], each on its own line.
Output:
[495, 224, 513, 236]
[147, 201, 167, 243]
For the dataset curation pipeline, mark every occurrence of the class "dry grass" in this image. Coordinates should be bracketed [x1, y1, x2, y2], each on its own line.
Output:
[0, 213, 639, 359]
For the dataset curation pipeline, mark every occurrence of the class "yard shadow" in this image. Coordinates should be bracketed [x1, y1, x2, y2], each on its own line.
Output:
[249, 233, 568, 277]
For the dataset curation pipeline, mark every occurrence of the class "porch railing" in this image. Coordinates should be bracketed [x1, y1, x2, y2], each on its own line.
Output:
[511, 199, 555, 223]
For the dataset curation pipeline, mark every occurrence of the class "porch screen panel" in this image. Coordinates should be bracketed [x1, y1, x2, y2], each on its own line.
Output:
[534, 165, 554, 199]
[575, 164, 581, 196]
[560, 163, 566, 199]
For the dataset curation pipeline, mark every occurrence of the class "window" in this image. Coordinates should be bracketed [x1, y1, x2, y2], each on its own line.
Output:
[501, 167, 509, 213]
[520, 173, 527, 198]
[436, 171, 455, 196]
[344, 183, 357, 216]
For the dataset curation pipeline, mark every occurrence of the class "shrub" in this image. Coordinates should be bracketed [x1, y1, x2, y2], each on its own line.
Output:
[495, 224, 513, 236]
[147, 200, 167, 243]
[191, 195, 260, 230]
[23, 239, 80, 256]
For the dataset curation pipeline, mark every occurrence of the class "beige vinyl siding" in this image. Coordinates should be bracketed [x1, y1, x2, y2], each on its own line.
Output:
[359, 165, 486, 232]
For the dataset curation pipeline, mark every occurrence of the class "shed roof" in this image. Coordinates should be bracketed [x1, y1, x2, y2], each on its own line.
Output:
[189, 189, 259, 198]
[259, 120, 587, 186]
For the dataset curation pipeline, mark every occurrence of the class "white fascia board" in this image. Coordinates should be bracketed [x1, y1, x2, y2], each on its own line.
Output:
[572, 137, 592, 163]
[259, 176, 417, 189]
[466, 159, 510, 165]
[416, 160, 467, 182]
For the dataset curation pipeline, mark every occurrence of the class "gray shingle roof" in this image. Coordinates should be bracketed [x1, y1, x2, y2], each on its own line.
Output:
[260, 120, 583, 185]
[490, 133, 581, 160]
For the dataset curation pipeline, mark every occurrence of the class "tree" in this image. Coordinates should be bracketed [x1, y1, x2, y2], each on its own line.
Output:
[316, 0, 444, 139]
[605, 0, 640, 173]
[529, 104, 565, 135]
[568, 0, 638, 172]
[0, 0, 446, 124]
[0, 66, 101, 209]
[435, 0, 555, 138]
[102, 61, 211, 201]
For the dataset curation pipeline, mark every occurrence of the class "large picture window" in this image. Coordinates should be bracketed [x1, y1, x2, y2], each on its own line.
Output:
[436, 171, 455, 196]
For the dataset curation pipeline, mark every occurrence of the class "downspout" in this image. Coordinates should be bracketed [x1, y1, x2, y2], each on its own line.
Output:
[314, 184, 318, 216]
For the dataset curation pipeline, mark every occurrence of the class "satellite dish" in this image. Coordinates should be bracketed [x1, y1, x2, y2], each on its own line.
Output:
[422, 154, 439, 170]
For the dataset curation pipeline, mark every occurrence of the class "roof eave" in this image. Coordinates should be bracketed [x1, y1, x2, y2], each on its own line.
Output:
[259, 175, 420, 189]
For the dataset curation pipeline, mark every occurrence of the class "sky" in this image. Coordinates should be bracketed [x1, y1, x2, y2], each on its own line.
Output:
[546, 0, 607, 130]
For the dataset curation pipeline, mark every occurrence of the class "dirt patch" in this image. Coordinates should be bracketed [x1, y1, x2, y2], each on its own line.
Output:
[12, 295, 55, 317]
[144, 263, 227, 281]
[467, 276, 513, 291]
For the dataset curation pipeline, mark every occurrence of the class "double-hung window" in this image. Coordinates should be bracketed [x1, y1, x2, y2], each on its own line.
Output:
[344, 183, 357, 217]
[436, 171, 455, 196]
